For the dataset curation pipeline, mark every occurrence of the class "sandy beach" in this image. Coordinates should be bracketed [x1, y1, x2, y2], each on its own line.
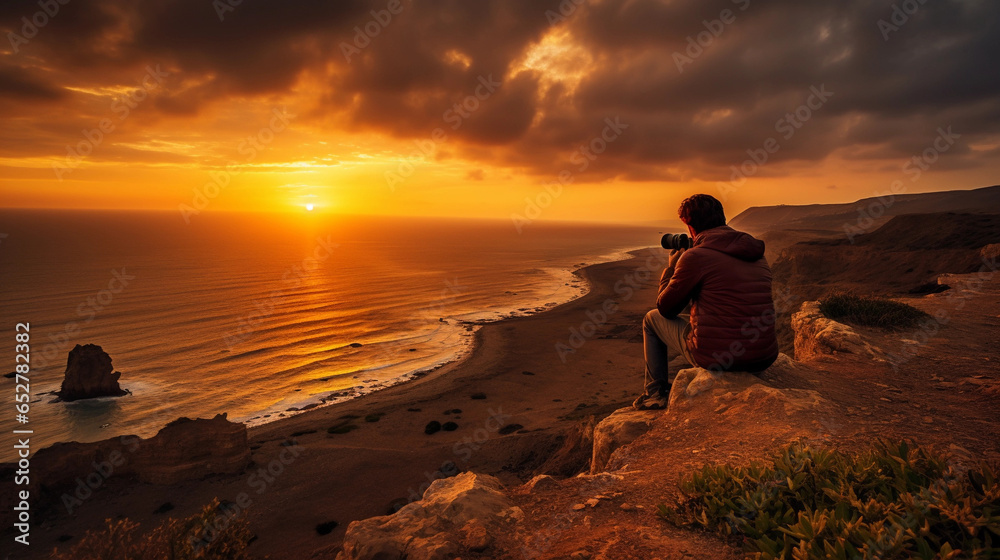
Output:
[22, 248, 671, 559]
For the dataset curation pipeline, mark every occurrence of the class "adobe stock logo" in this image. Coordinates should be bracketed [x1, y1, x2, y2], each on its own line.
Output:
[52, 66, 170, 181]
[511, 117, 628, 233]
[877, 0, 930, 41]
[6, 0, 71, 54]
[716, 84, 833, 201]
[672, 0, 751, 73]
[339, 0, 409, 63]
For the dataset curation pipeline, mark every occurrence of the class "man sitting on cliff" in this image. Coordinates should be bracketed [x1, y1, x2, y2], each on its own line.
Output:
[633, 194, 779, 410]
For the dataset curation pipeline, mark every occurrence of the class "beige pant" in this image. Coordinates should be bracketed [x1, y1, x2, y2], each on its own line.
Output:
[642, 309, 695, 395]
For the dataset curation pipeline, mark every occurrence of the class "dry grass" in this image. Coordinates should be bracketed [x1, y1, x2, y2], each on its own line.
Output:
[50, 499, 253, 560]
[819, 292, 931, 330]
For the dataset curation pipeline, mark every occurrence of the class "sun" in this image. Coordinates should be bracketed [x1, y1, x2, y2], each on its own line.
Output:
[306, 203, 315, 211]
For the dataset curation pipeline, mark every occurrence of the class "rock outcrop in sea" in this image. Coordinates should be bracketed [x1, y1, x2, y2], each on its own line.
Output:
[56, 344, 128, 401]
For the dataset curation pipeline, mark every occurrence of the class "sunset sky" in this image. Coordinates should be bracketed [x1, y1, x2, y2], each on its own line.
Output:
[1, 0, 998, 223]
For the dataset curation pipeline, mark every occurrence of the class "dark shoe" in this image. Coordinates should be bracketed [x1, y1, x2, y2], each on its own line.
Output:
[632, 392, 669, 410]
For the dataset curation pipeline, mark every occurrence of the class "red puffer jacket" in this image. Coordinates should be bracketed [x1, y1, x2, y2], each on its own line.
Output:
[656, 225, 778, 372]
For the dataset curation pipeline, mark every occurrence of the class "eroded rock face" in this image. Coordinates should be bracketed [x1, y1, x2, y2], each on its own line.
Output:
[590, 408, 656, 474]
[791, 302, 884, 362]
[132, 414, 251, 485]
[981, 243, 1000, 262]
[29, 413, 250, 499]
[338, 472, 522, 560]
[537, 416, 595, 477]
[57, 344, 127, 401]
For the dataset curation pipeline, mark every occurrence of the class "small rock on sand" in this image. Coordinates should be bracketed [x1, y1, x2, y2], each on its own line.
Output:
[153, 502, 174, 514]
[425, 421, 442, 435]
[524, 475, 558, 492]
[498, 423, 523, 435]
[315, 521, 339, 535]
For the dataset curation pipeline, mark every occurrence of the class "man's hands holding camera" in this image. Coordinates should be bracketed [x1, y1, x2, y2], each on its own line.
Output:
[668, 247, 686, 269]
[663, 247, 685, 282]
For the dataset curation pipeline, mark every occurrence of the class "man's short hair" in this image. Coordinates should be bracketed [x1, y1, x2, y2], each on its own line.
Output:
[678, 194, 726, 233]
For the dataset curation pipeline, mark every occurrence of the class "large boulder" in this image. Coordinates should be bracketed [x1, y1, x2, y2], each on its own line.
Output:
[590, 408, 656, 474]
[598, 355, 832, 474]
[57, 344, 127, 401]
[791, 302, 884, 362]
[593, 355, 819, 473]
[662, 353, 831, 425]
[338, 472, 522, 560]
[28, 413, 250, 500]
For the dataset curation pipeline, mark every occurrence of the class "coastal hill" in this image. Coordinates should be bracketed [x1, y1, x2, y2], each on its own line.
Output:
[729, 184, 1000, 260]
[730, 184, 1000, 236]
[766, 212, 1000, 353]
[730, 186, 1000, 356]
[772, 212, 1000, 298]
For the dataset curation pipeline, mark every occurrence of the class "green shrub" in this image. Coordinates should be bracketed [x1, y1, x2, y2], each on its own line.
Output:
[819, 293, 931, 330]
[658, 442, 1000, 559]
[51, 499, 253, 559]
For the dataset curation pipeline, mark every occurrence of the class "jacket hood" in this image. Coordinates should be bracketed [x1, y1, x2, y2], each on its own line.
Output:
[693, 225, 765, 261]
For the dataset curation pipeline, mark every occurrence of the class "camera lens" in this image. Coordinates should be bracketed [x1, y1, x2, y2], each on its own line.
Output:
[660, 233, 690, 250]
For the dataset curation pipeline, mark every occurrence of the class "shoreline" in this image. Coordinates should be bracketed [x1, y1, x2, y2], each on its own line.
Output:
[242, 244, 666, 436]
[237, 244, 653, 430]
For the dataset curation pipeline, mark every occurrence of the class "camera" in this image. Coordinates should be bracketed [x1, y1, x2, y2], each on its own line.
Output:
[660, 233, 692, 251]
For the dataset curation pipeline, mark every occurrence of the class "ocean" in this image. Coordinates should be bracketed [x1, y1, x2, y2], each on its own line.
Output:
[0, 210, 654, 460]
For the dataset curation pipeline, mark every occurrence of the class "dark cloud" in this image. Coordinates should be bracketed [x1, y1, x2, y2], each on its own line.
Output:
[0, 64, 65, 100]
[1, 0, 998, 180]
